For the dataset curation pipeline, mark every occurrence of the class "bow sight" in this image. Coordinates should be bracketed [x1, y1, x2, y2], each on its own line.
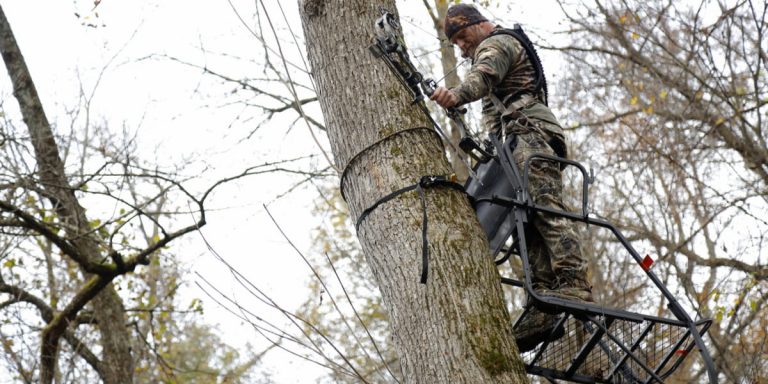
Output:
[370, 10, 473, 144]
[371, 11, 426, 104]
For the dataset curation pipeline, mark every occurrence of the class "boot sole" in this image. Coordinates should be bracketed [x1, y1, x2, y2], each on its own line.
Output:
[515, 320, 565, 353]
[536, 292, 595, 314]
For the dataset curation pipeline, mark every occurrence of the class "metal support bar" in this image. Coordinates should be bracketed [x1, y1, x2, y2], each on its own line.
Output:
[512, 304, 535, 329]
[566, 317, 614, 376]
[530, 313, 571, 366]
[645, 328, 692, 383]
[587, 316, 666, 383]
[687, 322, 718, 383]
[523, 152, 592, 217]
[500, 277, 523, 288]
[658, 321, 712, 379]
[606, 322, 655, 380]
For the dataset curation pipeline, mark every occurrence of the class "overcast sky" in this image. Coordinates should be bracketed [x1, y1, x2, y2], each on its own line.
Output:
[0, 1, 570, 382]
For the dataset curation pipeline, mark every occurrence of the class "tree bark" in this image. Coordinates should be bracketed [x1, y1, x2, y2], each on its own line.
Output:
[299, 1, 528, 383]
[0, 5, 133, 384]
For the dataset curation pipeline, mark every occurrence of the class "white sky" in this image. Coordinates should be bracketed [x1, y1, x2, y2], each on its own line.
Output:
[0, 0, 571, 382]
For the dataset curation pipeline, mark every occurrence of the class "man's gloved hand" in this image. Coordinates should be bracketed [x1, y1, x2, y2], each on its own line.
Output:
[429, 86, 459, 108]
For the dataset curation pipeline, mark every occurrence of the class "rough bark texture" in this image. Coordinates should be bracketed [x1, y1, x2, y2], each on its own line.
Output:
[299, 0, 528, 382]
[0, 5, 133, 384]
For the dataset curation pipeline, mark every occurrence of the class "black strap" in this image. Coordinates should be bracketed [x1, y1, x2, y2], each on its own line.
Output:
[488, 25, 549, 106]
[355, 183, 418, 231]
[355, 175, 465, 284]
[340, 127, 440, 202]
[416, 183, 428, 284]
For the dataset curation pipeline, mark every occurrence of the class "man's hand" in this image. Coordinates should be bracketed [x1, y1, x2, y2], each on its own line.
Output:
[429, 86, 459, 108]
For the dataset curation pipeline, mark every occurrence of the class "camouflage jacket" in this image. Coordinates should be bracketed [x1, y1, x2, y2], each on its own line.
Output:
[451, 27, 564, 138]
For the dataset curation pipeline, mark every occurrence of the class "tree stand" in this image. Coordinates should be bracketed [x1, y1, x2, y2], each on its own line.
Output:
[463, 134, 718, 384]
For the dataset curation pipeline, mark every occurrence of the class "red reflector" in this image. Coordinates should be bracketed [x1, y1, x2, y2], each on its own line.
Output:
[675, 350, 688, 356]
[641, 255, 654, 271]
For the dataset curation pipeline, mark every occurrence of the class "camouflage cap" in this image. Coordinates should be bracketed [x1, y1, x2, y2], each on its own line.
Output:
[444, 4, 489, 40]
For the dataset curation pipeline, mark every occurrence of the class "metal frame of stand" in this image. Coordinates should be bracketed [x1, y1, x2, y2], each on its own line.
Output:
[463, 134, 718, 383]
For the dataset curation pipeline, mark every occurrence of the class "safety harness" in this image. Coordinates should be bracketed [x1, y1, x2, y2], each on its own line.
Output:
[487, 25, 549, 106]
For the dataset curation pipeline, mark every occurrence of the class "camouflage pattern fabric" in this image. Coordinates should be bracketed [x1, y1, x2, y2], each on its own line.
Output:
[452, 28, 562, 138]
[511, 121, 588, 289]
[453, 28, 589, 289]
[443, 4, 488, 40]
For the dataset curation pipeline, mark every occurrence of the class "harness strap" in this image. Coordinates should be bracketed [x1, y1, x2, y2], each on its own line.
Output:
[488, 25, 549, 105]
[491, 92, 535, 119]
[489, 93, 507, 116]
[355, 175, 465, 284]
[490, 93, 538, 134]
[503, 93, 536, 112]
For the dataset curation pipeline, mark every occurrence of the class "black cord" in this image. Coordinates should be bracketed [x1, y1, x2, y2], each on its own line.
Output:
[340, 127, 439, 202]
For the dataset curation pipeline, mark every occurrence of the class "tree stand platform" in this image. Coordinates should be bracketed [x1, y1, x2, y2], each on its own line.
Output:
[462, 134, 718, 383]
[505, 278, 712, 383]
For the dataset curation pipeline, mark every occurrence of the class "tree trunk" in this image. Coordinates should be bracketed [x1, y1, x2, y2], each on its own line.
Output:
[299, 1, 528, 383]
[0, 6, 133, 384]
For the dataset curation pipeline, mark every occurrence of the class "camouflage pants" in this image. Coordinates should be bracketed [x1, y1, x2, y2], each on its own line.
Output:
[505, 120, 589, 290]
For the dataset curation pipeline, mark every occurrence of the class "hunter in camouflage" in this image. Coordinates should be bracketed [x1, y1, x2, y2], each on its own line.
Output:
[431, 4, 594, 353]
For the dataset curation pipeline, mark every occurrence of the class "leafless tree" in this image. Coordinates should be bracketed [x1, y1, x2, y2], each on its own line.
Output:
[0, 5, 289, 382]
[551, 0, 767, 381]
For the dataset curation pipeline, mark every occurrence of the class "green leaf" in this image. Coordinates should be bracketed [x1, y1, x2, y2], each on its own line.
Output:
[715, 306, 725, 323]
[3, 259, 15, 268]
[711, 288, 720, 302]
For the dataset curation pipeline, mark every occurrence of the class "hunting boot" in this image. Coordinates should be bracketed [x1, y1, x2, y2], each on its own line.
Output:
[513, 306, 565, 353]
[541, 270, 594, 303]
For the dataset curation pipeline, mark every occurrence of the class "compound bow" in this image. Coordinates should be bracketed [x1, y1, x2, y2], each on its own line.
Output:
[369, 10, 492, 167]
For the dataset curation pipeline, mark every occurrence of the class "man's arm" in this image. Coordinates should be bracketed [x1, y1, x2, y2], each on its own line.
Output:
[431, 35, 516, 108]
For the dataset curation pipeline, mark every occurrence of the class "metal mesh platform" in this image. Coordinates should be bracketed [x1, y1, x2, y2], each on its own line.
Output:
[516, 312, 712, 383]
